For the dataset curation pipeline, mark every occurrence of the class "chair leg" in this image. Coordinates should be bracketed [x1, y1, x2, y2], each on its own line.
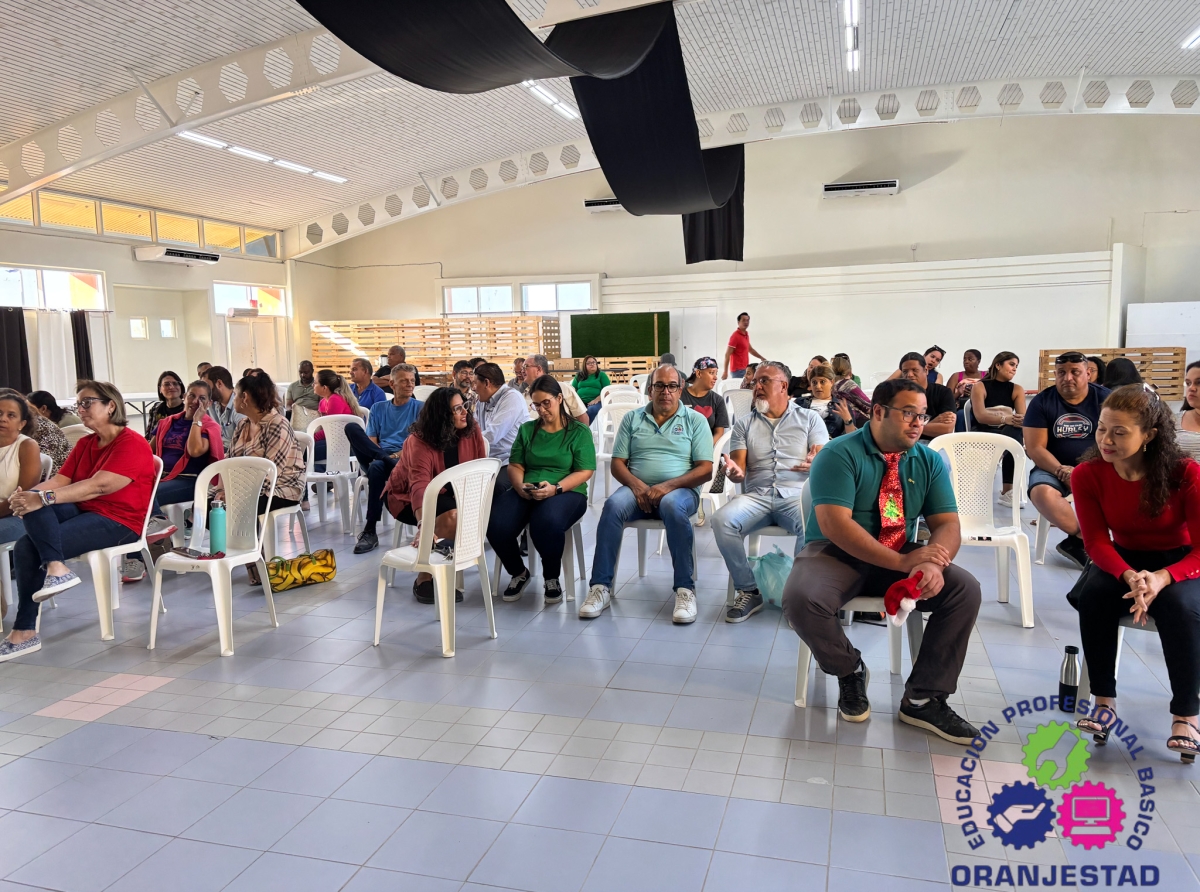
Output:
[315, 482, 328, 523]
[337, 479, 352, 533]
[996, 547, 1010, 604]
[373, 567, 388, 646]
[492, 552, 503, 599]
[478, 556, 497, 640]
[637, 529, 647, 578]
[110, 556, 121, 610]
[1, 550, 13, 619]
[1113, 625, 1125, 679]
[656, 530, 665, 556]
[431, 564, 457, 657]
[562, 533, 575, 604]
[212, 572, 235, 656]
[795, 640, 812, 708]
[574, 525, 586, 585]
[888, 622, 902, 676]
[148, 566, 165, 649]
[298, 513, 311, 554]
[258, 559, 277, 628]
[262, 518, 276, 562]
[905, 612, 924, 664]
[1014, 541, 1035, 628]
[87, 552, 115, 641]
[1035, 514, 1050, 564]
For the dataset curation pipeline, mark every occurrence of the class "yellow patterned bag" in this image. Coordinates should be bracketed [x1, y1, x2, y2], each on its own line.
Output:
[266, 549, 337, 592]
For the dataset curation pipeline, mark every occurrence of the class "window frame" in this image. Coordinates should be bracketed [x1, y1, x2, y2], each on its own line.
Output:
[0, 262, 107, 311]
[129, 317, 149, 340]
[437, 273, 599, 318]
[213, 281, 288, 317]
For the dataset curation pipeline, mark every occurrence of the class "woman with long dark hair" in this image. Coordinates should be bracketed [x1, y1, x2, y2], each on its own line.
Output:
[145, 371, 186, 434]
[27, 391, 80, 428]
[1103, 357, 1143, 388]
[385, 387, 487, 604]
[1087, 356, 1107, 386]
[1177, 360, 1200, 461]
[1071, 384, 1200, 760]
[487, 375, 595, 604]
[312, 368, 360, 465]
[571, 355, 611, 422]
[0, 389, 41, 549]
[970, 351, 1026, 506]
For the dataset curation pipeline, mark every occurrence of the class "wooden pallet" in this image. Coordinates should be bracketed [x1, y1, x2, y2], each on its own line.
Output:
[1038, 347, 1186, 399]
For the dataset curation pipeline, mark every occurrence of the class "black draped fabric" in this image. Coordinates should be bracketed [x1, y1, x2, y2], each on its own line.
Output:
[293, 0, 669, 93]
[0, 308, 33, 393]
[682, 146, 744, 262]
[70, 310, 93, 381]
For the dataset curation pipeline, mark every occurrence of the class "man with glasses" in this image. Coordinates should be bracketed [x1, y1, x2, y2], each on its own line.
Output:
[1023, 351, 1110, 569]
[715, 361, 828, 622]
[580, 365, 714, 623]
[473, 361, 526, 492]
[897, 352, 957, 440]
[781, 378, 982, 744]
[524, 355, 588, 423]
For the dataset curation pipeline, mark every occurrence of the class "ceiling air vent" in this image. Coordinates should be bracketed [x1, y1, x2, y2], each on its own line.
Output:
[822, 180, 900, 199]
[583, 197, 624, 213]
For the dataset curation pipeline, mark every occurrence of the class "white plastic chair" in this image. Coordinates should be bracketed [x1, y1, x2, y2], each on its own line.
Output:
[1077, 615, 1156, 701]
[698, 430, 733, 523]
[591, 404, 636, 505]
[80, 456, 164, 641]
[600, 385, 642, 407]
[149, 457, 278, 657]
[724, 389, 754, 425]
[61, 425, 90, 448]
[413, 384, 438, 401]
[717, 378, 743, 395]
[492, 518, 587, 603]
[305, 415, 365, 531]
[0, 456, 55, 618]
[374, 458, 501, 657]
[1034, 494, 1073, 564]
[630, 374, 648, 393]
[261, 498, 310, 560]
[929, 433, 1035, 628]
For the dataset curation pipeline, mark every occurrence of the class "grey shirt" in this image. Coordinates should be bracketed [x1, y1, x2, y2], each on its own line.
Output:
[730, 403, 829, 499]
[478, 384, 528, 465]
[208, 398, 245, 447]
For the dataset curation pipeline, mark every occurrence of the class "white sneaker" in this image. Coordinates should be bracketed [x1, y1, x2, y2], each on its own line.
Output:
[997, 491, 1013, 508]
[579, 584, 611, 619]
[673, 588, 697, 624]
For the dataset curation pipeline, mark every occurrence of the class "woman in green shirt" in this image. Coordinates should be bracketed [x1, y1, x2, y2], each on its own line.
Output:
[572, 355, 611, 422]
[488, 375, 596, 604]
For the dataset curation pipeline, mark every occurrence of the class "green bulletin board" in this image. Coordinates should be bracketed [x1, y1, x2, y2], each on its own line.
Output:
[571, 312, 670, 357]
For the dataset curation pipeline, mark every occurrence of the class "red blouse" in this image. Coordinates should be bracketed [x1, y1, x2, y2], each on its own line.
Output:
[1071, 458, 1200, 582]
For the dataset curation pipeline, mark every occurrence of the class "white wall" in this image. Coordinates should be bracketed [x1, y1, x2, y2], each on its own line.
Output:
[110, 286, 190, 395]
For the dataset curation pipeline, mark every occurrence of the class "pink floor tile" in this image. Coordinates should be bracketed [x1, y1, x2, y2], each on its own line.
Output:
[97, 688, 148, 706]
[981, 760, 1029, 784]
[934, 772, 989, 803]
[35, 701, 89, 719]
[63, 687, 109, 704]
[95, 673, 143, 689]
[67, 703, 119, 721]
[124, 675, 172, 691]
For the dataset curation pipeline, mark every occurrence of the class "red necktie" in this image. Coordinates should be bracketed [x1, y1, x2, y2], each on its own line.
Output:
[878, 452, 906, 551]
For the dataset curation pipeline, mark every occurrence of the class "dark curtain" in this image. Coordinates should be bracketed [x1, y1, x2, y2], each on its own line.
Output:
[70, 310, 93, 382]
[0, 308, 33, 393]
[682, 147, 745, 263]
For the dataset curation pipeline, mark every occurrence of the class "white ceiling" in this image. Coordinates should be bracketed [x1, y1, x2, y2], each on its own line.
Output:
[5, 0, 1200, 230]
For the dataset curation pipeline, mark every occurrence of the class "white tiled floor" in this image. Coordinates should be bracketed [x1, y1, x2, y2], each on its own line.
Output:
[0, 497, 1197, 890]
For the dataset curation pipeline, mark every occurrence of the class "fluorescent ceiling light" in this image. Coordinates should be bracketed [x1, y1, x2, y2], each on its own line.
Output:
[313, 171, 349, 184]
[228, 146, 272, 162]
[178, 131, 226, 149]
[530, 85, 558, 105]
[1185, 26, 1200, 49]
[552, 103, 579, 120]
[273, 159, 313, 173]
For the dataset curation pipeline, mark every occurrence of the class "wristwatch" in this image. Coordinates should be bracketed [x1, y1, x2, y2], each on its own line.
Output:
[555, 484, 563, 495]
[40, 490, 56, 506]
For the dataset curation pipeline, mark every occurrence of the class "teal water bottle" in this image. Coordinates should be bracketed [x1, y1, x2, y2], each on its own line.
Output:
[209, 500, 227, 554]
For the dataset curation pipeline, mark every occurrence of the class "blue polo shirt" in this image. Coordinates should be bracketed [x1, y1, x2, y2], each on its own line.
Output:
[366, 397, 422, 454]
[804, 423, 957, 545]
[612, 403, 712, 489]
[352, 381, 387, 412]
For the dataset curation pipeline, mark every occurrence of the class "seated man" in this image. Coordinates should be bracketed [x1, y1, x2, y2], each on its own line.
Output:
[509, 357, 527, 394]
[474, 361, 527, 491]
[350, 357, 387, 412]
[524, 354, 588, 423]
[897, 352, 957, 440]
[286, 360, 321, 432]
[714, 361, 828, 623]
[580, 365, 713, 623]
[373, 345, 421, 392]
[453, 359, 478, 417]
[1023, 350, 1108, 568]
[202, 366, 244, 447]
[347, 365, 422, 553]
[781, 378, 982, 744]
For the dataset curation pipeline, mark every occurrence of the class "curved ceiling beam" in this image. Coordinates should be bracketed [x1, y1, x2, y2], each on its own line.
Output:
[0, 29, 380, 204]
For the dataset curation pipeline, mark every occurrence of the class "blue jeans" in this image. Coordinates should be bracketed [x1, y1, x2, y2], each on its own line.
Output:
[153, 476, 196, 514]
[732, 368, 746, 379]
[586, 403, 602, 422]
[0, 515, 25, 546]
[1029, 467, 1070, 498]
[590, 486, 699, 590]
[13, 503, 138, 632]
[345, 424, 396, 530]
[712, 492, 805, 592]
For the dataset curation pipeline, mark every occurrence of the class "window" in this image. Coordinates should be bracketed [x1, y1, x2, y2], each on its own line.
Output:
[0, 265, 104, 310]
[522, 281, 591, 313]
[38, 193, 97, 233]
[203, 220, 242, 253]
[444, 285, 513, 314]
[214, 282, 285, 316]
[130, 317, 148, 339]
[101, 203, 153, 240]
[0, 194, 35, 226]
[243, 228, 278, 258]
[156, 212, 200, 246]
[160, 319, 177, 338]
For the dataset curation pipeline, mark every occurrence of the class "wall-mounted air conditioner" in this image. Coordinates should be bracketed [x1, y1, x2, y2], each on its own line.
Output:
[584, 197, 625, 213]
[226, 307, 260, 318]
[133, 246, 220, 266]
[822, 179, 901, 199]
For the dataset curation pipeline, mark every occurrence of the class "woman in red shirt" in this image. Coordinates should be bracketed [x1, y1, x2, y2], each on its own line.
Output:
[1072, 384, 1200, 759]
[0, 380, 156, 662]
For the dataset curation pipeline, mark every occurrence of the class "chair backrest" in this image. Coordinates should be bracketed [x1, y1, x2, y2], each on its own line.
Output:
[412, 457, 501, 567]
[595, 404, 635, 454]
[630, 374, 648, 392]
[62, 424, 90, 447]
[190, 456, 276, 554]
[699, 429, 733, 495]
[140, 456, 165, 541]
[717, 378, 743, 395]
[927, 432, 1027, 530]
[601, 388, 644, 408]
[413, 384, 438, 402]
[725, 389, 754, 424]
[306, 415, 364, 475]
[294, 431, 314, 490]
[38, 453, 53, 481]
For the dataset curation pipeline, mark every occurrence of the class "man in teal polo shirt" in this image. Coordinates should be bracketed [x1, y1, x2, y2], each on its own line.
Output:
[580, 365, 713, 623]
[782, 378, 982, 745]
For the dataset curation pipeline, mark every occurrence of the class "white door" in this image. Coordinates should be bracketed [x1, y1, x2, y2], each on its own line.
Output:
[226, 318, 254, 375]
[225, 316, 283, 381]
[250, 317, 280, 380]
[670, 306, 718, 372]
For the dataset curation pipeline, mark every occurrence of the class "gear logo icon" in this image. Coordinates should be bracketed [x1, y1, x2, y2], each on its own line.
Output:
[986, 782, 1055, 849]
[1021, 721, 1091, 789]
[1058, 781, 1126, 849]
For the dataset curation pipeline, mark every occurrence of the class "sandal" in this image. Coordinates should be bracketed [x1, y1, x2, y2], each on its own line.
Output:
[1168, 719, 1200, 764]
[1078, 705, 1118, 745]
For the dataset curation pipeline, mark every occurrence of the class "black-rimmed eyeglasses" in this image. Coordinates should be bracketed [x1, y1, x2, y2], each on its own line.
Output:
[882, 405, 930, 424]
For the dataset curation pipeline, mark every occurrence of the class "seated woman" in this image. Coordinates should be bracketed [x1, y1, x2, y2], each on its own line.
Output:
[887, 345, 946, 386]
[144, 371, 186, 436]
[487, 376, 595, 604]
[385, 387, 487, 604]
[1071, 384, 1200, 761]
[948, 349, 985, 405]
[26, 406, 70, 475]
[740, 363, 758, 390]
[970, 351, 1026, 506]
[796, 364, 857, 439]
[1177, 361, 1200, 461]
[572, 355, 611, 422]
[680, 357, 728, 443]
[1087, 356, 1107, 386]
[152, 379, 225, 507]
[0, 381, 157, 662]
[211, 372, 304, 585]
[830, 355, 871, 424]
[28, 391, 81, 428]
[312, 369, 361, 466]
[0, 390, 42, 549]
[1104, 357, 1143, 388]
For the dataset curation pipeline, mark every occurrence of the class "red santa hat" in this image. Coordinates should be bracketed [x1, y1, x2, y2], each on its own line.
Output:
[884, 572, 923, 626]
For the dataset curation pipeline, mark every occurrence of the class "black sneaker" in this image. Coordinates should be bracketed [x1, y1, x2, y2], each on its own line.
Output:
[503, 569, 530, 602]
[413, 578, 435, 604]
[837, 660, 871, 722]
[899, 695, 979, 745]
[353, 531, 379, 554]
[543, 578, 563, 605]
[725, 589, 764, 623]
[854, 611, 886, 625]
[1055, 535, 1088, 570]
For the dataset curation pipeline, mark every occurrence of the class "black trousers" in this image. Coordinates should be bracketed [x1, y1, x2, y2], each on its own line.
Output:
[394, 491, 457, 528]
[487, 488, 587, 580]
[1076, 545, 1200, 716]
[974, 423, 1023, 485]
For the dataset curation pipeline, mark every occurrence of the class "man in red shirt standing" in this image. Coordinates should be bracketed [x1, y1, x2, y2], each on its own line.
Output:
[722, 312, 765, 380]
